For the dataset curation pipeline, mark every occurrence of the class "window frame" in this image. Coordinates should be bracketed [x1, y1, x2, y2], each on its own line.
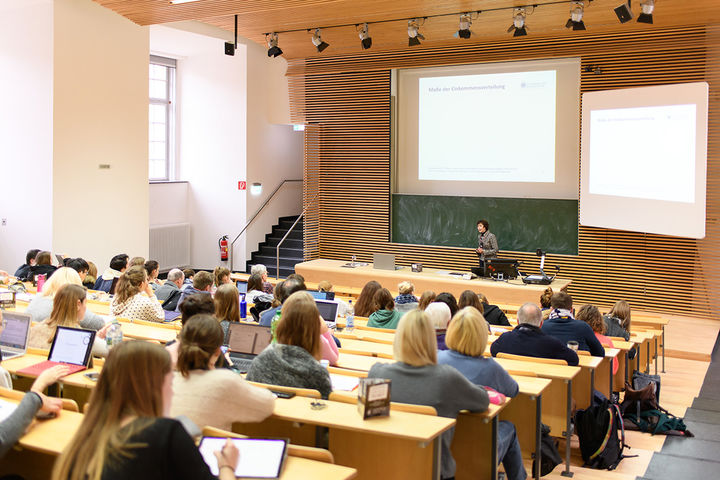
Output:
[149, 55, 177, 182]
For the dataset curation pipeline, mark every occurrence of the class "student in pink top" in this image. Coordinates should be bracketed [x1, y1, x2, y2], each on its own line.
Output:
[577, 304, 618, 374]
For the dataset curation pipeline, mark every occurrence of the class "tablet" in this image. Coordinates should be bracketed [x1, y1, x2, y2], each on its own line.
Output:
[198, 437, 288, 478]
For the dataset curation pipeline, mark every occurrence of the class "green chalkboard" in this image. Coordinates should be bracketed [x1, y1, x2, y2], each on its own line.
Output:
[391, 194, 579, 255]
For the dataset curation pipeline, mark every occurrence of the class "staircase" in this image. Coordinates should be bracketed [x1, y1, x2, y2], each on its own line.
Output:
[245, 215, 304, 278]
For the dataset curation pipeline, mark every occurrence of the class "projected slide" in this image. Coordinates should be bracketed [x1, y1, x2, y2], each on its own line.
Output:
[418, 70, 556, 183]
[589, 104, 696, 203]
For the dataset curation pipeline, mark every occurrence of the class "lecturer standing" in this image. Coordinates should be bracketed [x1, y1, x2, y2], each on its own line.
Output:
[476, 219, 498, 272]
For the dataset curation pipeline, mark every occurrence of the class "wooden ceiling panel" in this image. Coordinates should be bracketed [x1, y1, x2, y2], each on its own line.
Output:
[94, 0, 720, 58]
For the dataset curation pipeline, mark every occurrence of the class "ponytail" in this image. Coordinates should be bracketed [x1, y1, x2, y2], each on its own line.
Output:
[176, 314, 224, 377]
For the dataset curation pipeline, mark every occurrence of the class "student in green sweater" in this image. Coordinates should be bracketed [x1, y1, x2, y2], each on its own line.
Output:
[367, 288, 404, 330]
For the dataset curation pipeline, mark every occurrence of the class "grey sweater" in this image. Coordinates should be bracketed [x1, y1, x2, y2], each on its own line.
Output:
[25, 295, 105, 331]
[0, 392, 42, 458]
[368, 362, 489, 479]
[246, 344, 332, 398]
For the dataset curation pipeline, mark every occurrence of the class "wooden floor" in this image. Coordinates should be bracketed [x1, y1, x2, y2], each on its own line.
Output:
[520, 313, 719, 480]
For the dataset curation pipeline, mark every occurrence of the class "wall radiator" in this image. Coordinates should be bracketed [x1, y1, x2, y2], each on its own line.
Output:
[149, 223, 191, 271]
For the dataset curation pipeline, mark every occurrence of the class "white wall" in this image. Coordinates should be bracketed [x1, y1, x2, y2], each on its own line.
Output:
[149, 182, 189, 226]
[0, 0, 54, 272]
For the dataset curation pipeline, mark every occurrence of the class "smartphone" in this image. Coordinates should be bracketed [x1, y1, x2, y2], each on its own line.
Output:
[269, 390, 296, 399]
[84, 372, 99, 381]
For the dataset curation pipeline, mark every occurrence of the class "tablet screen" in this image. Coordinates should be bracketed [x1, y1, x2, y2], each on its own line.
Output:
[198, 437, 287, 478]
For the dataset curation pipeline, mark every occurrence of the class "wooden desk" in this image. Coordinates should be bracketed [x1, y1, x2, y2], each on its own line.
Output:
[452, 402, 508, 480]
[335, 329, 394, 345]
[338, 338, 394, 358]
[632, 316, 669, 372]
[295, 259, 572, 306]
[233, 395, 455, 480]
[118, 319, 179, 343]
[335, 353, 391, 372]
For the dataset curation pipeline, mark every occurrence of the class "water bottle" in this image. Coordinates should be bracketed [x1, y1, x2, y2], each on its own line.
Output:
[36, 274, 46, 293]
[346, 300, 354, 333]
[240, 294, 247, 320]
[106, 319, 123, 349]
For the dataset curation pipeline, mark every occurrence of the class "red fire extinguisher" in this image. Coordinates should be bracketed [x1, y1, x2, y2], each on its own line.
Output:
[219, 235, 229, 261]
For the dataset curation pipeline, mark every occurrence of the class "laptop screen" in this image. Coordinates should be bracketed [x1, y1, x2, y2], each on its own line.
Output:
[315, 299, 339, 324]
[0, 312, 31, 350]
[236, 281, 248, 294]
[227, 323, 272, 355]
[48, 327, 95, 366]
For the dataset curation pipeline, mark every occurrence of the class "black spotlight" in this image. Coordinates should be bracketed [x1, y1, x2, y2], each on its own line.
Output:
[566, 1, 586, 30]
[358, 23, 372, 50]
[614, 2, 633, 23]
[266, 32, 282, 58]
[311, 28, 329, 52]
[507, 9, 528, 37]
[637, 0, 654, 23]
[408, 19, 425, 46]
[456, 13, 472, 39]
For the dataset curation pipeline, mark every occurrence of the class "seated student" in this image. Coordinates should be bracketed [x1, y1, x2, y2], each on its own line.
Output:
[418, 290, 436, 310]
[130, 256, 145, 267]
[13, 248, 40, 280]
[111, 266, 164, 323]
[167, 294, 217, 366]
[170, 314, 275, 431]
[478, 293, 511, 327]
[438, 307, 526, 480]
[176, 271, 214, 312]
[156, 268, 185, 311]
[214, 284, 241, 344]
[246, 273, 272, 304]
[83, 261, 98, 290]
[51, 341, 239, 480]
[542, 292, 605, 357]
[395, 281, 419, 304]
[368, 310, 490, 480]
[24, 250, 57, 282]
[458, 290, 491, 331]
[259, 280, 284, 326]
[182, 268, 195, 288]
[425, 302, 451, 351]
[25, 267, 105, 330]
[29, 284, 109, 357]
[0, 364, 66, 458]
[491, 303, 579, 366]
[317, 280, 351, 316]
[259, 276, 306, 330]
[213, 267, 231, 289]
[434, 292, 459, 318]
[540, 287, 554, 320]
[94, 253, 129, 293]
[66, 257, 89, 283]
[603, 300, 631, 340]
[577, 304, 618, 374]
[367, 288, 403, 330]
[250, 264, 274, 294]
[354, 280, 382, 317]
[247, 291, 332, 398]
[145, 260, 161, 291]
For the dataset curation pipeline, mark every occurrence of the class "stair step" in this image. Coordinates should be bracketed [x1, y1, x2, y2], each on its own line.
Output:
[264, 266, 296, 279]
[266, 237, 303, 249]
[278, 218, 303, 229]
[683, 420, 720, 442]
[643, 453, 720, 479]
[683, 408, 720, 425]
[691, 397, 720, 412]
[252, 255, 303, 268]
[660, 436, 720, 462]
[259, 245, 304, 257]
[271, 228, 304, 240]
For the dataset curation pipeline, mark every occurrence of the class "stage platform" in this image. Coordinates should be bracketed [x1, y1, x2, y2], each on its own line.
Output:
[295, 259, 571, 305]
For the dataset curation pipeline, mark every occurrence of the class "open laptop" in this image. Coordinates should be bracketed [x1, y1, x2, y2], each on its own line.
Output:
[226, 322, 273, 373]
[306, 290, 335, 301]
[315, 299, 340, 325]
[18, 326, 95, 376]
[373, 253, 402, 271]
[0, 311, 31, 361]
[236, 281, 248, 294]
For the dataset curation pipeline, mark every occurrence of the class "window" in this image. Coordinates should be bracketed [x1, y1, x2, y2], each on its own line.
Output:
[149, 55, 176, 181]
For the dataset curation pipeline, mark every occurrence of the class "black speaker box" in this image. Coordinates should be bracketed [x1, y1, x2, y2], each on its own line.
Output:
[224, 42, 235, 56]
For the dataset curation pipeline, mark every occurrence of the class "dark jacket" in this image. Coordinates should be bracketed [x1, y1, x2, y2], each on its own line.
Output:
[14, 264, 30, 279]
[175, 286, 211, 312]
[603, 315, 630, 340]
[541, 314, 605, 357]
[156, 281, 182, 311]
[23, 264, 56, 282]
[490, 323, 579, 366]
[482, 303, 511, 326]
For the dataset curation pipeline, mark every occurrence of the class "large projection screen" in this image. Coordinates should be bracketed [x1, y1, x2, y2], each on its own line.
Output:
[395, 58, 580, 199]
[580, 82, 708, 239]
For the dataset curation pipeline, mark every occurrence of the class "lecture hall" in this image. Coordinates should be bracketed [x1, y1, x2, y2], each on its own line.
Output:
[1, 0, 719, 479]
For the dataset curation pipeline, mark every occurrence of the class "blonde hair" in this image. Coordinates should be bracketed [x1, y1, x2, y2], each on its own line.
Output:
[213, 266, 230, 287]
[129, 256, 145, 267]
[40, 267, 82, 297]
[177, 315, 224, 377]
[214, 283, 240, 323]
[317, 280, 333, 292]
[398, 281, 414, 295]
[609, 300, 631, 330]
[418, 291, 436, 310]
[425, 302, 451, 329]
[114, 266, 146, 304]
[46, 284, 87, 345]
[445, 307, 489, 357]
[276, 291, 322, 360]
[393, 310, 437, 367]
[52, 341, 171, 480]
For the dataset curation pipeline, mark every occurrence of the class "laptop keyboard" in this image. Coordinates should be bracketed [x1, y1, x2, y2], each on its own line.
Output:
[230, 357, 253, 373]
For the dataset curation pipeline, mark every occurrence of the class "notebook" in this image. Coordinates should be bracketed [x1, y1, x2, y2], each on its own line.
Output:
[0, 311, 31, 360]
[226, 323, 273, 373]
[315, 299, 339, 324]
[18, 326, 96, 376]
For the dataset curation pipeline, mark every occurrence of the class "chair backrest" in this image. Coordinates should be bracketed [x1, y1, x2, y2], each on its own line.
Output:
[355, 324, 396, 333]
[608, 336, 627, 342]
[61, 398, 79, 412]
[497, 352, 568, 365]
[0, 386, 78, 411]
[337, 349, 393, 360]
[201, 426, 334, 464]
[576, 350, 590, 356]
[246, 381, 321, 399]
[328, 392, 437, 415]
[327, 366, 367, 378]
[505, 370, 538, 377]
[131, 318, 181, 330]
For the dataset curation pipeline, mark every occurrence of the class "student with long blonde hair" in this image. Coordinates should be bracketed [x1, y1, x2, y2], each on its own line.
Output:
[52, 341, 239, 480]
[368, 310, 490, 480]
[603, 299, 632, 340]
[214, 283, 241, 343]
[28, 284, 108, 357]
[111, 266, 164, 323]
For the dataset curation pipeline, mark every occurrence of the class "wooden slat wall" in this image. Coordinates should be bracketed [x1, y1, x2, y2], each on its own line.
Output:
[289, 25, 720, 318]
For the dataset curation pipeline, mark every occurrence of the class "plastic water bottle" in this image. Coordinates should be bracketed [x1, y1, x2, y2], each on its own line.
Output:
[346, 300, 354, 333]
[36, 274, 46, 292]
[240, 294, 247, 320]
[106, 319, 123, 349]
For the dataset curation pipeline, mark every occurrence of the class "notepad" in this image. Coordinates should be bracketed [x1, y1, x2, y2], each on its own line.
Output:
[330, 374, 360, 392]
[198, 437, 288, 478]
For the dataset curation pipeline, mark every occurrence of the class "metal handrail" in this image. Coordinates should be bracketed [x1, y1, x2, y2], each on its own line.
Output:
[229, 179, 302, 271]
[276, 193, 318, 280]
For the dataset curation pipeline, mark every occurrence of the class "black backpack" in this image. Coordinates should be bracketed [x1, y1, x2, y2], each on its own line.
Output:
[532, 423, 563, 476]
[574, 399, 630, 470]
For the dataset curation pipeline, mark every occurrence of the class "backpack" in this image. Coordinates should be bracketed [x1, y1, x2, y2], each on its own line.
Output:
[574, 399, 631, 470]
[623, 409, 694, 437]
[532, 423, 563, 476]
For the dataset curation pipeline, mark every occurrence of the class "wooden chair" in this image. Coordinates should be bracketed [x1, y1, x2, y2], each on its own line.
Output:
[0, 386, 78, 412]
[504, 370, 538, 377]
[496, 352, 568, 365]
[327, 366, 367, 378]
[245, 381, 321, 399]
[328, 392, 437, 415]
[577, 350, 590, 356]
[202, 426, 335, 463]
[337, 348, 393, 360]
[608, 336, 628, 343]
[129, 318, 181, 330]
[355, 324, 396, 333]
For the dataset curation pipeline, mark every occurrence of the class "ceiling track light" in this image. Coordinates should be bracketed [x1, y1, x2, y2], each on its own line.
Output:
[455, 13, 474, 39]
[407, 18, 426, 46]
[637, 0, 654, 24]
[357, 23, 372, 50]
[266, 32, 283, 58]
[310, 28, 329, 52]
[566, 1, 586, 30]
[508, 8, 528, 37]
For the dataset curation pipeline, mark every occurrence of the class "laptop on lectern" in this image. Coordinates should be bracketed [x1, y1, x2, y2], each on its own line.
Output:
[373, 253, 401, 271]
